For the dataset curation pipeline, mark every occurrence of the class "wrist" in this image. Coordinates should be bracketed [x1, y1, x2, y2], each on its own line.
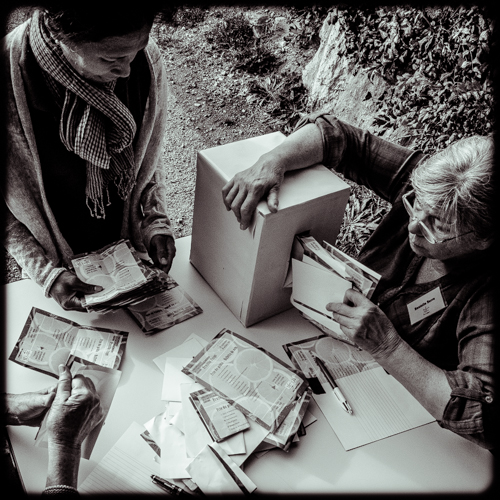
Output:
[370, 327, 405, 363]
[46, 442, 81, 488]
[4, 394, 18, 425]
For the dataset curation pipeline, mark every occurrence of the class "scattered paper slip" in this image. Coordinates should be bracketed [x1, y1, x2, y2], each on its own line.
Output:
[182, 329, 309, 432]
[9, 307, 128, 377]
[187, 443, 257, 495]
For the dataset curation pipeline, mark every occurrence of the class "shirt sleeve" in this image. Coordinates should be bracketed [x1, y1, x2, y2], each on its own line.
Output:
[440, 283, 495, 449]
[294, 112, 424, 204]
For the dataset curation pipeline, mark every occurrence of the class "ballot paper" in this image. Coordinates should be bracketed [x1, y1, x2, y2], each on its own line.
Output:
[34, 357, 121, 459]
[72, 239, 172, 312]
[261, 386, 312, 451]
[182, 329, 309, 432]
[190, 388, 250, 442]
[126, 278, 202, 335]
[283, 335, 435, 450]
[9, 307, 127, 377]
[180, 383, 248, 459]
[186, 443, 257, 495]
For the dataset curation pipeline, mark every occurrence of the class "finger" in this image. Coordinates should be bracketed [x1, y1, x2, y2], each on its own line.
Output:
[70, 279, 103, 295]
[230, 188, 249, 224]
[267, 186, 280, 213]
[224, 183, 241, 212]
[222, 179, 235, 209]
[61, 295, 88, 312]
[343, 288, 367, 306]
[55, 364, 72, 402]
[325, 302, 355, 317]
[238, 195, 259, 230]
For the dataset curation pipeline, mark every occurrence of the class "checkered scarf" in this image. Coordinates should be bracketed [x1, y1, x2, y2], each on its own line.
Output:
[29, 10, 137, 218]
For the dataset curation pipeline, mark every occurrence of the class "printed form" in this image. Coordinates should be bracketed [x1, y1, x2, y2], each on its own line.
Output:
[284, 335, 435, 450]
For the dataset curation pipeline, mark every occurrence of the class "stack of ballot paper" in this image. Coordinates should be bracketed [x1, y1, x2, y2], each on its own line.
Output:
[290, 234, 381, 345]
[126, 276, 202, 335]
[81, 329, 318, 495]
[9, 308, 127, 459]
[71, 239, 176, 313]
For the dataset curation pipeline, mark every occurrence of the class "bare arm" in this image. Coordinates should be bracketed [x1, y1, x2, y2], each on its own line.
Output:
[222, 123, 324, 230]
[327, 289, 450, 419]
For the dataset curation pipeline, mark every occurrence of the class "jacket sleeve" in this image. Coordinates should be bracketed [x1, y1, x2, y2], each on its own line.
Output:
[2, 207, 66, 296]
[439, 283, 495, 449]
[294, 112, 424, 204]
[136, 41, 174, 252]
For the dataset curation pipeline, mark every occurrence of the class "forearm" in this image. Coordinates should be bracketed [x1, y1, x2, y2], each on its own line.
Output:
[46, 443, 80, 489]
[4, 394, 21, 425]
[373, 339, 452, 420]
[261, 123, 324, 174]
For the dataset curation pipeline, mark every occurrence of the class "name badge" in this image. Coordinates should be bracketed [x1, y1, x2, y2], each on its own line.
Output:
[407, 287, 446, 325]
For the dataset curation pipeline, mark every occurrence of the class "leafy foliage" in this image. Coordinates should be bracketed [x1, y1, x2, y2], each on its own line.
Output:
[286, 5, 330, 49]
[336, 5, 495, 153]
[246, 71, 308, 133]
[172, 6, 207, 27]
[204, 11, 255, 54]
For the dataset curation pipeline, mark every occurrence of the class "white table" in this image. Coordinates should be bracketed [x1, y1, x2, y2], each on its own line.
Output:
[3, 236, 494, 494]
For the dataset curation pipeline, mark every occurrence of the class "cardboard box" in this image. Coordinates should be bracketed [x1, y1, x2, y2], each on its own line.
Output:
[190, 132, 350, 327]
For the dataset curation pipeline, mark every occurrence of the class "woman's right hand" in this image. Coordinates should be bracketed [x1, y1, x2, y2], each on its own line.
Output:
[46, 365, 103, 452]
[222, 155, 285, 230]
[49, 270, 103, 312]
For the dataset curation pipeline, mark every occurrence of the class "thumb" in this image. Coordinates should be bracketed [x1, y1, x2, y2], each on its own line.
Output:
[267, 186, 280, 213]
[72, 279, 103, 294]
[54, 364, 72, 403]
[343, 287, 366, 306]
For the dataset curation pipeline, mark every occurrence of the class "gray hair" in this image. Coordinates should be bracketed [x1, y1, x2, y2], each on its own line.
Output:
[410, 135, 495, 241]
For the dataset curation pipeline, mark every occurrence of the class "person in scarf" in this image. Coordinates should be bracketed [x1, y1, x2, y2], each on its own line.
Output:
[1, 2, 176, 311]
[222, 113, 496, 450]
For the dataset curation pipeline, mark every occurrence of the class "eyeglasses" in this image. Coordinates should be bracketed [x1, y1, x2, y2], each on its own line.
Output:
[402, 190, 471, 244]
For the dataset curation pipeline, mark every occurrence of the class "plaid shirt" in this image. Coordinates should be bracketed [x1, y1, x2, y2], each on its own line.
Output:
[299, 114, 495, 449]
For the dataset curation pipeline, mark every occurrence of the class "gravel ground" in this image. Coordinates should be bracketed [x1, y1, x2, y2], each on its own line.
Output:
[2, 5, 312, 285]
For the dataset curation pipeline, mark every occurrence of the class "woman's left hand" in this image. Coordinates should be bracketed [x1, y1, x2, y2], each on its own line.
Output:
[149, 234, 176, 274]
[6, 387, 57, 426]
[326, 288, 402, 360]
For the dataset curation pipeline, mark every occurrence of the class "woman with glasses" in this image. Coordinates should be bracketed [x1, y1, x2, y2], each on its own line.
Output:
[222, 113, 495, 450]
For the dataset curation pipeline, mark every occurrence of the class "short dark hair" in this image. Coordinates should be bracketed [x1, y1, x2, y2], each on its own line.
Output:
[41, 1, 172, 44]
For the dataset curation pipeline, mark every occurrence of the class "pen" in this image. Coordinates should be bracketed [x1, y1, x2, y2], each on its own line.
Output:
[313, 355, 353, 415]
[151, 474, 191, 496]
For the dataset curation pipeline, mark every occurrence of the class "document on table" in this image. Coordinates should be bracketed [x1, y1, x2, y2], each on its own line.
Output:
[9, 307, 128, 377]
[182, 329, 309, 432]
[72, 239, 148, 306]
[79, 422, 162, 494]
[127, 281, 203, 335]
[283, 335, 435, 450]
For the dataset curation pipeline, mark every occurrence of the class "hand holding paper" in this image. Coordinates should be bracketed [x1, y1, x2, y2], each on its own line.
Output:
[45, 364, 103, 451]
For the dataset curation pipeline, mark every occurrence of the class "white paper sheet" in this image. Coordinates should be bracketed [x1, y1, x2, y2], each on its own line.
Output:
[187, 443, 257, 495]
[153, 334, 207, 373]
[79, 422, 161, 494]
[162, 357, 195, 401]
[291, 258, 352, 315]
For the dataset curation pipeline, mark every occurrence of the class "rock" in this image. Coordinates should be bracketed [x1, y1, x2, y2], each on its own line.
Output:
[302, 10, 409, 144]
